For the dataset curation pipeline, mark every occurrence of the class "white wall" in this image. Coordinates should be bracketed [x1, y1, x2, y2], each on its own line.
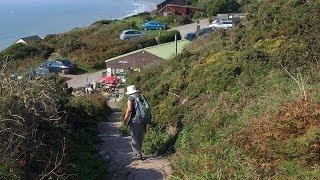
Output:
[15, 39, 26, 44]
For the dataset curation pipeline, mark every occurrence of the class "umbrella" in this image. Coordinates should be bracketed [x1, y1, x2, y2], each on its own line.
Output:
[100, 75, 119, 85]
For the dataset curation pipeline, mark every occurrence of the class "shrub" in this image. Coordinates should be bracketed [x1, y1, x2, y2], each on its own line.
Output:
[68, 94, 110, 123]
[142, 127, 171, 155]
[156, 15, 175, 25]
[176, 15, 192, 25]
[1, 43, 54, 60]
[206, 0, 240, 16]
[91, 20, 114, 26]
[158, 30, 182, 44]
[0, 75, 70, 179]
[65, 94, 110, 179]
[126, 0, 320, 178]
[132, 36, 158, 48]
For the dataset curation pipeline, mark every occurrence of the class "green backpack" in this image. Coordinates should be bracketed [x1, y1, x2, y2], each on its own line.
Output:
[131, 94, 151, 125]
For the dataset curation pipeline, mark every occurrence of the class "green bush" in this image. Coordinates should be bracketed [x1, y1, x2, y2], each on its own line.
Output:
[1, 43, 54, 60]
[119, 123, 130, 136]
[176, 15, 192, 25]
[65, 94, 110, 179]
[126, 0, 320, 178]
[206, 0, 240, 16]
[91, 20, 114, 26]
[156, 15, 175, 25]
[142, 127, 171, 155]
[0, 75, 70, 179]
[158, 30, 182, 44]
[68, 94, 110, 122]
[132, 36, 158, 48]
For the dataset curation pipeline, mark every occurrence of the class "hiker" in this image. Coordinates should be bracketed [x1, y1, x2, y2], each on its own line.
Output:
[85, 83, 94, 94]
[196, 20, 201, 34]
[123, 85, 151, 160]
[92, 80, 97, 91]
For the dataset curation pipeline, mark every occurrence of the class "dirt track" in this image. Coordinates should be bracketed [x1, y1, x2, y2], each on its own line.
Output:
[98, 101, 172, 180]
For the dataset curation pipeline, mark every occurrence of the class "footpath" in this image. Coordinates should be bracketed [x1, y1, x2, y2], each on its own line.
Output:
[98, 101, 172, 180]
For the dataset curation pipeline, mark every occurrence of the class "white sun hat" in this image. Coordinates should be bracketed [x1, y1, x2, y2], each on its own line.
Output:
[125, 85, 139, 95]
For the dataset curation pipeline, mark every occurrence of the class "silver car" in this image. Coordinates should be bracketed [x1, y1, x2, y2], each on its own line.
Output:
[120, 29, 145, 40]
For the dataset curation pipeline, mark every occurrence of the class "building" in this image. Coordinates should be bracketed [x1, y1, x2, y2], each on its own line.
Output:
[105, 50, 164, 75]
[15, 35, 42, 45]
[159, 4, 204, 17]
[157, 0, 187, 11]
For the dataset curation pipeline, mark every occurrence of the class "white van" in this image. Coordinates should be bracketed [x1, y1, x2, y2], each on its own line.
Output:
[209, 20, 233, 29]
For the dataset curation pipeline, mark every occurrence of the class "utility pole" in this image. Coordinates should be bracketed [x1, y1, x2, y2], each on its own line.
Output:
[175, 34, 178, 55]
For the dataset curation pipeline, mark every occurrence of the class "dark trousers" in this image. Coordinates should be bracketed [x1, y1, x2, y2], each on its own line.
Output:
[130, 124, 146, 156]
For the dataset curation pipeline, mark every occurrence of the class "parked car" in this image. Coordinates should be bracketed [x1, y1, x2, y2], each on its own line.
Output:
[42, 59, 77, 74]
[120, 29, 145, 40]
[142, 21, 167, 30]
[26, 67, 51, 79]
[198, 27, 215, 36]
[185, 32, 197, 41]
[185, 28, 215, 41]
[209, 20, 233, 29]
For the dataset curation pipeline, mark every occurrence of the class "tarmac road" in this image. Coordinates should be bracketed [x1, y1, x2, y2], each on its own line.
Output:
[171, 19, 210, 39]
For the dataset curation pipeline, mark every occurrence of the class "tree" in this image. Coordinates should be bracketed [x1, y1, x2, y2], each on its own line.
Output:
[206, 0, 240, 16]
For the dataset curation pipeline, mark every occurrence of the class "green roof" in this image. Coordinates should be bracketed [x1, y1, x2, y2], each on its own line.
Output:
[105, 40, 190, 62]
[144, 40, 190, 60]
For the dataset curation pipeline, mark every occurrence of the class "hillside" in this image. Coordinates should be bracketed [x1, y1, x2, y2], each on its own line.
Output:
[0, 14, 183, 73]
[126, 0, 320, 178]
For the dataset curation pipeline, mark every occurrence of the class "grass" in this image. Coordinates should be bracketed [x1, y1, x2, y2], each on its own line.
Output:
[124, 0, 320, 178]
[67, 121, 107, 180]
[65, 94, 111, 179]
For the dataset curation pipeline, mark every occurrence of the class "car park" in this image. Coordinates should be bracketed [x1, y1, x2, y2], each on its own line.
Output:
[209, 20, 233, 29]
[142, 21, 167, 30]
[120, 29, 145, 40]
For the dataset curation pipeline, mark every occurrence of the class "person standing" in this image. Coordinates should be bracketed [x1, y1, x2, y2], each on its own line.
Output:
[123, 85, 151, 160]
[196, 20, 201, 35]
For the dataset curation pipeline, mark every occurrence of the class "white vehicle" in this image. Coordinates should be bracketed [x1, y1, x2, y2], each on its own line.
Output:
[120, 29, 145, 40]
[209, 20, 233, 29]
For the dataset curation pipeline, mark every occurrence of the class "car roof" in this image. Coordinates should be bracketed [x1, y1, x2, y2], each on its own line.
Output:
[147, 21, 161, 24]
[220, 20, 233, 22]
[56, 59, 70, 61]
[122, 29, 139, 32]
[200, 27, 213, 31]
[186, 32, 196, 35]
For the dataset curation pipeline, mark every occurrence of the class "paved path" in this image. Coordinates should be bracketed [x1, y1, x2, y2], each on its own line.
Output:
[98, 101, 172, 180]
[172, 19, 210, 39]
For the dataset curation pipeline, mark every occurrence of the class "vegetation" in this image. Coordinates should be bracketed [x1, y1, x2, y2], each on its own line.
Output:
[66, 94, 111, 179]
[0, 72, 110, 179]
[42, 21, 158, 70]
[125, 0, 320, 178]
[158, 30, 182, 44]
[0, 13, 187, 73]
[190, 0, 240, 16]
